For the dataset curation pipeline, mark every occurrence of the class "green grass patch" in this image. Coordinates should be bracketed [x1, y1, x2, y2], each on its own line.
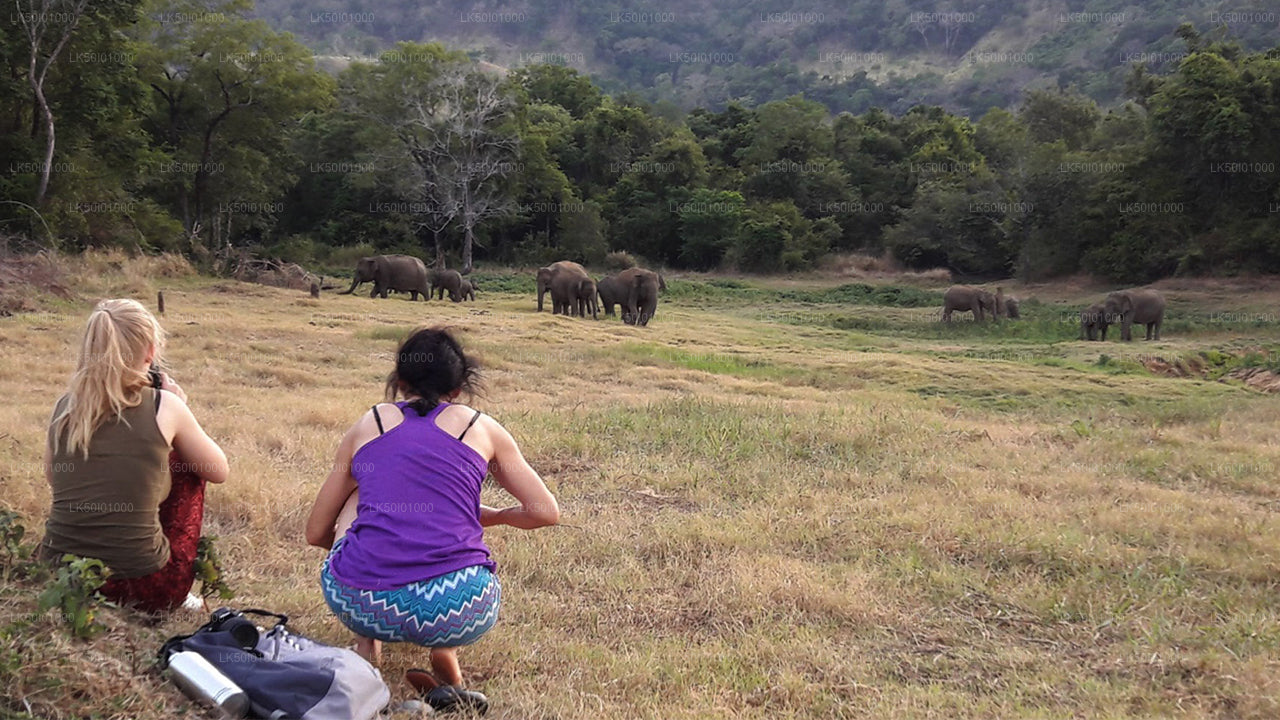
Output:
[611, 342, 796, 381]
[664, 279, 942, 308]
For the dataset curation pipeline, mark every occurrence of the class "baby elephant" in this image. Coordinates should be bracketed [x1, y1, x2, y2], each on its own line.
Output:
[1080, 303, 1110, 341]
[458, 278, 476, 302]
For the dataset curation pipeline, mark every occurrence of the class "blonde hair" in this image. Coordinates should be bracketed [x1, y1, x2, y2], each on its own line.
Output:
[51, 299, 165, 458]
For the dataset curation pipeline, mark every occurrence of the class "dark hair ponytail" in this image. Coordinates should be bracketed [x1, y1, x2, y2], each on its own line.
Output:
[385, 327, 482, 415]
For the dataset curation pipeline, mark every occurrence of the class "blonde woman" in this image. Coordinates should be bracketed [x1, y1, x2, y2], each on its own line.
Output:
[40, 298, 229, 613]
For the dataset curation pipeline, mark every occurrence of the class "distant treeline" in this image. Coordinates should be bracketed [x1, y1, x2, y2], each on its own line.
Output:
[1, 0, 1278, 282]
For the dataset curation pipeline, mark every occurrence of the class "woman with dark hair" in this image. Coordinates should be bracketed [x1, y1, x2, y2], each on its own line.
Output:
[306, 327, 558, 715]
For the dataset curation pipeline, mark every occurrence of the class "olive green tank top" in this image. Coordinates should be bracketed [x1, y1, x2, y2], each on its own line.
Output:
[41, 388, 172, 578]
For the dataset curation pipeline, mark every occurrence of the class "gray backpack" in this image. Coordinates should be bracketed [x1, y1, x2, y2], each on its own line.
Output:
[162, 608, 391, 720]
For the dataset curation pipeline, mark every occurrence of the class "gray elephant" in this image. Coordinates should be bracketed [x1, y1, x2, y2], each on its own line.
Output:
[596, 274, 630, 317]
[536, 261, 591, 315]
[1103, 288, 1165, 341]
[1079, 303, 1110, 341]
[618, 267, 665, 326]
[1002, 296, 1020, 319]
[942, 285, 1000, 322]
[458, 278, 476, 302]
[339, 255, 429, 300]
[574, 277, 598, 319]
[430, 268, 464, 302]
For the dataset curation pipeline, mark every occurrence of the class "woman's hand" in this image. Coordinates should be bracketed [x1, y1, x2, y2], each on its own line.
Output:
[159, 373, 188, 404]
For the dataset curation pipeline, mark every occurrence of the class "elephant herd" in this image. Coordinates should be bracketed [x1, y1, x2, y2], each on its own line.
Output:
[536, 261, 665, 326]
[335, 254, 664, 326]
[338, 254, 475, 303]
[336, 256, 1165, 340]
[942, 283, 1166, 341]
[1080, 288, 1165, 341]
[942, 285, 1020, 322]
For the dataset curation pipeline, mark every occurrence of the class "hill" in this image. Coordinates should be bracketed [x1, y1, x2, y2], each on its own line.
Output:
[250, 0, 1280, 115]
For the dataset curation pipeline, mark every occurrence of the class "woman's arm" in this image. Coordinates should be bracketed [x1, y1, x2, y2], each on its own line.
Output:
[163, 390, 230, 484]
[482, 419, 559, 529]
[305, 425, 361, 549]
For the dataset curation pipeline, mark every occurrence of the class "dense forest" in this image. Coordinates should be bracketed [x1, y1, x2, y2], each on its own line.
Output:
[248, 0, 1280, 117]
[2, 0, 1279, 281]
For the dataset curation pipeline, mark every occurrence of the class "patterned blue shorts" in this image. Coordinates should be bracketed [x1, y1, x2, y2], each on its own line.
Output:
[320, 541, 500, 647]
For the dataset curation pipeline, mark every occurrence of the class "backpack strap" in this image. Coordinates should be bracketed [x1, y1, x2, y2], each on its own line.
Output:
[238, 608, 289, 626]
[157, 608, 289, 666]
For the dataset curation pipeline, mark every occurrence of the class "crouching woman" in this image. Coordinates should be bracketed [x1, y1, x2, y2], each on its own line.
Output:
[306, 327, 558, 714]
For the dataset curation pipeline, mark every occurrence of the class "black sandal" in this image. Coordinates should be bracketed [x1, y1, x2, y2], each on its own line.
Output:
[424, 685, 489, 716]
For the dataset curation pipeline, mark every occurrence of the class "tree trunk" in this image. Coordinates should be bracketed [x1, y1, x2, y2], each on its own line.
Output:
[462, 223, 474, 275]
[30, 76, 54, 205]
[461, 184, 474, 274]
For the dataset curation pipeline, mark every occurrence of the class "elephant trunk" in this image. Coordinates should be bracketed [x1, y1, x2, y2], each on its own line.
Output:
[338, 277, 359, 295]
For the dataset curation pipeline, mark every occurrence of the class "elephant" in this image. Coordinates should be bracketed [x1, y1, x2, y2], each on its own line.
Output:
[1002, 297, 1020, 319]
[595, 274, 630, 317]
[1079, 302, 1111, 341]
[574, 277, 599, 319]
[536, 261, 590, 315]
[942, 285, 1000, 322]
[339, 255, 429, 300]
[617, 267, 664, 326]
[1103, 288, 1166, 341]
[430, 268, 464, 302]
[458, 278, 476, 302]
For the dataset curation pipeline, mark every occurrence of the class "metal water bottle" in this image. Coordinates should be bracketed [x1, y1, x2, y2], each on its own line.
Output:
[164, 650, 249, 718]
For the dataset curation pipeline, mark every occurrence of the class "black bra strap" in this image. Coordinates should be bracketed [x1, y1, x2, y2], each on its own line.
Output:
[154, 387, 162, 411]
[457, 410, 482, 441]
[372, 405, 385, 435]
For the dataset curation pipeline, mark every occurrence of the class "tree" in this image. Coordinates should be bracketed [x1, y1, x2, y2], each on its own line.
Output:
[677, 189, 745, 270]
[133, 0, 334, 249]
[738, 96, 854, 219]
[1019, 90, 1101, 151]
[15, 0, 93, 205]
[606, 134, 708, 265]
[511, 64, 603, 119]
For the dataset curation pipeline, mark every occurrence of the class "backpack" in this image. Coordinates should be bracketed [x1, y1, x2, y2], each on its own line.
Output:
[159, 608, 391, 720]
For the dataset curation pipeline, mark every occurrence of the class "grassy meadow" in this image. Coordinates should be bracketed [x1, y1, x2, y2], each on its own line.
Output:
[2, 254, 1280, 718]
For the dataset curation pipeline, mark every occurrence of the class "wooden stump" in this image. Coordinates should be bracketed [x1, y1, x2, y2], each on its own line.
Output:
[157, 290, 165, 315]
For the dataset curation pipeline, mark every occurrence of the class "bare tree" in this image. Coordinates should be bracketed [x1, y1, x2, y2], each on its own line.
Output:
[16, 0, 92, 206]
[396, 64, 520, 274]
[396, 157, 460, 268]
[441, 71, 520, 274]
[940, 13, 964, 56]
[908, 16, 931, 52]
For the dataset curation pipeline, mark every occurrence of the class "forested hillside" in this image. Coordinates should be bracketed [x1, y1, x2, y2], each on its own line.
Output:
[251, 0, 1280, 116]
[2, 0, 1279, 282]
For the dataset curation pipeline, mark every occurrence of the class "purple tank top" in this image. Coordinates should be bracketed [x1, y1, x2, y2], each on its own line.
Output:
[327, 401, 495, 590]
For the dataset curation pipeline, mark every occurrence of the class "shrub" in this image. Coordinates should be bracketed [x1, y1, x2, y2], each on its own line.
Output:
[604, 251, 639, 271]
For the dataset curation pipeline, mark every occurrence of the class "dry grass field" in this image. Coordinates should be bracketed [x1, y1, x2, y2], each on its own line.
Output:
[2, 252, 1280, 719]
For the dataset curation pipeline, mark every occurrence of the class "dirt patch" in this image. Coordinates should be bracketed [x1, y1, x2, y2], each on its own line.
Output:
[1141, 355, 1280, 393]
[1141, 356, 1209, 378]
[1223, 367, 1280, 393]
